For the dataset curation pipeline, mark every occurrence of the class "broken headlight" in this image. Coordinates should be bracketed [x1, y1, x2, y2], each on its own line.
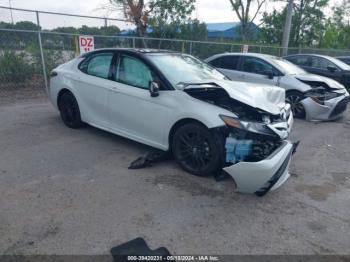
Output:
[219, 115, 278, 138]
[305, 87, 343, 105]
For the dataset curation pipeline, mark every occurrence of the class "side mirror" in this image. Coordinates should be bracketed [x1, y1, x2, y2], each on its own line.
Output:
[264, 70, 274, 79]
[150, 81, 159, 97]
[327, 65, 337, 73]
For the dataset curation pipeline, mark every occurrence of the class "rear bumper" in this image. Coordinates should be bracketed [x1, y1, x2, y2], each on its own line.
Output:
[223, 141, 297, 195]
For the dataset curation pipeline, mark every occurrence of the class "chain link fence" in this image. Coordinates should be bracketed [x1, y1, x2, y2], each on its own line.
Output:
[2, 6, 350, 105]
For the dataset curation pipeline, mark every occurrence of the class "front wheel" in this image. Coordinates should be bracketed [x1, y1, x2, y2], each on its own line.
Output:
[286, 91, 306, 119]
[172, 123, 221, 176]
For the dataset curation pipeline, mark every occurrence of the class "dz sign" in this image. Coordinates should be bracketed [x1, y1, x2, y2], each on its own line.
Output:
[79, 35, 94, 55]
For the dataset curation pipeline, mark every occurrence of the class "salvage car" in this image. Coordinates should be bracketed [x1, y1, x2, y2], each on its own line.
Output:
[206, 53, 350, 120]
[285, 54, 350, 90]
[49, 48, 296, 196]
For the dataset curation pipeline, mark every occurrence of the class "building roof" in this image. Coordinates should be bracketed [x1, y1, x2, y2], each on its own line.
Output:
[206, 22, 240, 32]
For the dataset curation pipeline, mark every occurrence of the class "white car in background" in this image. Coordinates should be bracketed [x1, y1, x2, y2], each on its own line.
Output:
[49, 48, 296, 196]
[206, 53, 350, 121]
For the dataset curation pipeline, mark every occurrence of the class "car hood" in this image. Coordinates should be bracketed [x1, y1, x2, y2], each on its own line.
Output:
[293, 73, 345, 90]
[180, 79, 286, 115]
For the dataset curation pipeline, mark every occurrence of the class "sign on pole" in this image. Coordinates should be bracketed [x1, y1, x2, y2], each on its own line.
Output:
[242, 44, 249, 53]
[79, 35, 94, 55]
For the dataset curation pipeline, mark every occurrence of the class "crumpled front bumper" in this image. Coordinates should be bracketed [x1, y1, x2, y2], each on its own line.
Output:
[223, 140, 298, 196]
[302, 92, 350, 121]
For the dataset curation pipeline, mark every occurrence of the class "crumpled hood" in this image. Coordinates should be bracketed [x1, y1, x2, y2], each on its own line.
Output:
[294, 73, 345, 90]
[182, 79, 286, 115]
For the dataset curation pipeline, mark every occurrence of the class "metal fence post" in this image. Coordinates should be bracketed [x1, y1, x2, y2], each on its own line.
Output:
[36, 11, 48, 90]
[189, 41, 193, 55]
[104, 18, 107, 27]
[132, 37, 136, 48]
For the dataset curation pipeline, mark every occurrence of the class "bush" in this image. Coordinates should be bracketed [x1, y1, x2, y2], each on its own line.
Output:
[0, 51, 35, 83]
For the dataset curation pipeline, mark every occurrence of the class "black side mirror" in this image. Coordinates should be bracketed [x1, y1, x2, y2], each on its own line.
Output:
[327, 65, 337, 73]
[264, 70, 274, 79]
[150, 81, 159, 97]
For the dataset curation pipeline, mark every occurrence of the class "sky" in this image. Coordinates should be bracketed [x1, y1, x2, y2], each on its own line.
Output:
[0, 0, 285, 30]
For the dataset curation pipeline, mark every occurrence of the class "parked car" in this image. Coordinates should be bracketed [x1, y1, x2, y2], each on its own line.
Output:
[336, 56, 350, 66]
[284, 54, 350, 90]
[49, 48, 296, 196]
[205, 53, 350, 121]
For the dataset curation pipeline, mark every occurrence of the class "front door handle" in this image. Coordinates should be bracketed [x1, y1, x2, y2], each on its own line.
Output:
[108, 85, 119, 92]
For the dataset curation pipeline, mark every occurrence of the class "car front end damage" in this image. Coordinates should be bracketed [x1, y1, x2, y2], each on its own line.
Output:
[296, 77, 350, 121]
[213, 106, 296, 196]
[182, 81, 297, 196]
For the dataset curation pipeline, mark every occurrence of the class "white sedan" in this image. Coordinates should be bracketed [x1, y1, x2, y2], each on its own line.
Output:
[206, 53, 350, 121]
[49, 48, 296, 196]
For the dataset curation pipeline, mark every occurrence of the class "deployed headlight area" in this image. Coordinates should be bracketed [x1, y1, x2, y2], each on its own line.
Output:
[304, 87, 345, 105]
[220, 115, 279, 138]
[214, 123, 283, 165]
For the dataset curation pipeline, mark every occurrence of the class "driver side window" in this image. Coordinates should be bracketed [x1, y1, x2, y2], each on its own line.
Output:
[312, 57, 339, 71]
[116, 55, 154, 90]
[241, 57, 274, 75]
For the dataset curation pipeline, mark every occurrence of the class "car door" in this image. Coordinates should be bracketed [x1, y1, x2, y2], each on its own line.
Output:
[310, 56, 343, 83]
[207, 55, 241, 80]
[75, 51, 114, 127]
[237, 56, 280, 85]
[286, 55, 313, 72]
[106, 52, 172, 149]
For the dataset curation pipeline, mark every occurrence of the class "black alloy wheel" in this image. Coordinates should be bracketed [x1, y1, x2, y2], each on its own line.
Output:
[286, 91, 306, 119]
[172, 123, 221, 176]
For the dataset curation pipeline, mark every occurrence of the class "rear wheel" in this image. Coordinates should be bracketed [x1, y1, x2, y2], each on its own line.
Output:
[286, 91, 306, 119]
[172, 123, 221, 176]
[58, 92, 84, 128]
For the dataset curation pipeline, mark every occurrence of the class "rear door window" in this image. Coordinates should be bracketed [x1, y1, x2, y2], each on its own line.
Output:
[287, 56, 312, 67]
[80, 53, 114, 79]
[209, 56, 239, 70]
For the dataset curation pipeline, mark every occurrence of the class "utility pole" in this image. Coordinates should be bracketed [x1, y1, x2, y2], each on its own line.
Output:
[8, 0, 14, 24]
[282, 0, 294, 56]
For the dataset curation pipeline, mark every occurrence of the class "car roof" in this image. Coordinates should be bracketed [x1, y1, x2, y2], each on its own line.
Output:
[80, 48, 179, 58]
[335, 56, 350, 59]
[284, 53, 334, 59]
[205, 52, 276, 61]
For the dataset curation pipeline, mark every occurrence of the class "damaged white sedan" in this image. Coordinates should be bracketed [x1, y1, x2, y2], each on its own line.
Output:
[206, 53, 350, 121]
[49, 49, 297, 196]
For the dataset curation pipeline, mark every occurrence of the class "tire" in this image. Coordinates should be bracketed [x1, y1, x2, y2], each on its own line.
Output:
[172, 123, 222, 176]
[286, 91, 306, 119]
[58, 91, 84, 128]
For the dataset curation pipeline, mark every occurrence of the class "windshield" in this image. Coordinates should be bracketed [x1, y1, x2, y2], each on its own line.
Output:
[147, 53, 226, 86]
[326, 56, 350, 70]
[270, 56, 307, 75]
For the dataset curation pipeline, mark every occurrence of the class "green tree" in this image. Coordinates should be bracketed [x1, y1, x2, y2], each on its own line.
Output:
[319, 0, 350, 48]
[261, 0, 329, 47]
[107, 0, 195, 37]
[229, 0, 266, 41]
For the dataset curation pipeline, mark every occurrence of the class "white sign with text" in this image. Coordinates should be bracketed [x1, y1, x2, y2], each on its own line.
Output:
[79, 35, 94, 55]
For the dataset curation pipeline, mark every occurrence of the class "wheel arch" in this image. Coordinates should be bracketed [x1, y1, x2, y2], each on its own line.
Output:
[168, 118, 208, 150]
[57, 88, 80, 111]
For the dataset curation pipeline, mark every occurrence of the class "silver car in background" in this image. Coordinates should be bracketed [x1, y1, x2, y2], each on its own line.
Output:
[205, 53, 350, 121]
